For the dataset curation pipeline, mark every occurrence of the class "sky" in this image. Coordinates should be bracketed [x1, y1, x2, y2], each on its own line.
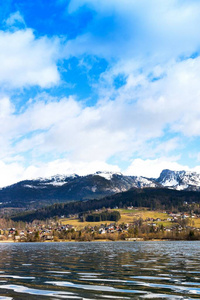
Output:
[1, 0, 200, 186]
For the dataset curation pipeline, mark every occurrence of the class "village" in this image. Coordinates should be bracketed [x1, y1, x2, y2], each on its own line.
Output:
[0, 209, 200, 242]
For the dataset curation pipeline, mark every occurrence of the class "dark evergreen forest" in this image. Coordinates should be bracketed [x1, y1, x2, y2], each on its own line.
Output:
[12, 188, 200, 222]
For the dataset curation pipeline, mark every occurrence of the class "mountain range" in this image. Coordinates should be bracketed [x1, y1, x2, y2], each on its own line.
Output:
[1, 169, 200, 209]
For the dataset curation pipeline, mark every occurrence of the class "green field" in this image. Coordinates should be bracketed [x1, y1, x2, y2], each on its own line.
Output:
[60, 208, 170, 229]
[60, 208, 200, 229]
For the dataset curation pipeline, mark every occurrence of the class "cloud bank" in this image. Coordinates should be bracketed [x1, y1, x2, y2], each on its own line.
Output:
[0, 27, 60, 89]
[1, 2, 200, 186]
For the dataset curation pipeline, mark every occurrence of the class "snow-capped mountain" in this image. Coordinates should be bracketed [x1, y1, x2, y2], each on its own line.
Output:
[1, 169, 200, 210]
[24, 174, 79, 188]
[0, 171, 158, 209]
[156, 169, 200, 191]
[18, 171, 158, 191]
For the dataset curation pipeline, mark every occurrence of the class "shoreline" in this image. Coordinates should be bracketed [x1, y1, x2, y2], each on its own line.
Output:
[0, 238, 199, 243]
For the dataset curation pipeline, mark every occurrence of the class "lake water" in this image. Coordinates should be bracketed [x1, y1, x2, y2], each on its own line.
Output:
[0, 241, 199, 299]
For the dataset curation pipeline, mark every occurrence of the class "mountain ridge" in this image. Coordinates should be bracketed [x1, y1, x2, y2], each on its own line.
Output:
[1, 169, 200, 209]
[156, 169, 200, 191]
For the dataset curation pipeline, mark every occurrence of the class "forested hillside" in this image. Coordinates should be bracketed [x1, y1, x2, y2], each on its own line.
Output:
[12, 188, 200, 222]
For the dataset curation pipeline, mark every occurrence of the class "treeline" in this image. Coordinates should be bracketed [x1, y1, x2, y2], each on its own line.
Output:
[81, 210, 121, 222]
[12, 187, 200, 222]
[0, 218, 26, 230]
[24, 226, 200, 242]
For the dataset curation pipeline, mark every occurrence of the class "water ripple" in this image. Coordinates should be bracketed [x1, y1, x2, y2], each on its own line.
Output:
[0, 241, 200, 299]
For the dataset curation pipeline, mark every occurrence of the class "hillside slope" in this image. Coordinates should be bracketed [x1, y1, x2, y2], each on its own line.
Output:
[12, 187, 200, 222]
[0, 172, 158, 209]
[2, 169, 200, 210]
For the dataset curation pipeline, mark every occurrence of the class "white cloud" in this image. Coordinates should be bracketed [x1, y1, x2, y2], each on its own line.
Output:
[0, 27, 60, 88]
[5, 11, 26, 27]
[0, 97, 14, 118]
[0, 95, 132, 162]
[136, 56, 200, 137]
[23, 159, 120, 179]
[95, 55, 200, 141]
[1, 49, 200, 185]
[2, 155, 200, 188]
[65, 0, 200, 145]
[0, 92, 199, 186]
[0, 161, 25, 188]
[1, 3, 200, 186]
[124, 158, 190, 178]
[0, 59, 199, 173]
[0, 159, 120, 188]
[65, 1, 200, 143]
[67, 0, 200, 62]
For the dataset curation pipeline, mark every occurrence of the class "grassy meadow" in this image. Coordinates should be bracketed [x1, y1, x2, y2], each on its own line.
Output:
[60, 208, 172, 229]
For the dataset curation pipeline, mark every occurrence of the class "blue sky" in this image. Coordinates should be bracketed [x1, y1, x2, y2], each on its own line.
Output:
[1, 0, 200, 186]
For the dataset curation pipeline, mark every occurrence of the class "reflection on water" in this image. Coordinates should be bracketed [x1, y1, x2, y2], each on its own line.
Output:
[0, 241, 199, 299]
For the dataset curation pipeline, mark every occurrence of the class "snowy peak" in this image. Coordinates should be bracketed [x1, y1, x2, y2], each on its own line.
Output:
[92, 171, 157, 188]
[3, 169, 200, 210]
[94, 171, 120, 180]
[0, 171, 160, 209]
[135, 176, 158, 188]
[93, 171, 158, 188]
[21, 174, 80, 189]
[157, 169, 180, 187]
[7, 169, 200, 192]
[38, 173, 79, 186]
[156, 169, 200, 191]
[32, 169, 200, 191]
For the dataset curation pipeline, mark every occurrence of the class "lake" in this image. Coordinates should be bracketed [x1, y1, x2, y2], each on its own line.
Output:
[0, 241, 199, 299]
